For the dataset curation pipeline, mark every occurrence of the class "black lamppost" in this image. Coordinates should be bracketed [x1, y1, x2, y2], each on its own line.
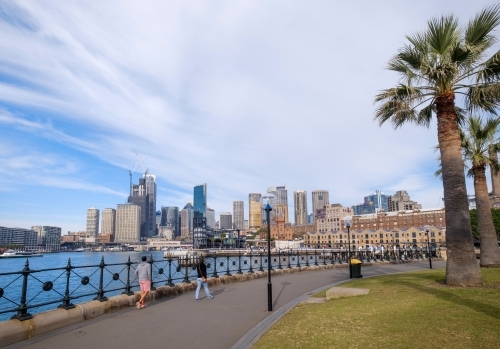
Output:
[261, 193, 276, 312]
[344, 216, 353, 278]
[424, 225, 433, 269]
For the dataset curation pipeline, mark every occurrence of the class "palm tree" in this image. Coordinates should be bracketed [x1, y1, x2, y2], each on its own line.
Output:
[374, 5, 500, 285]
[460, 116, 500, 267]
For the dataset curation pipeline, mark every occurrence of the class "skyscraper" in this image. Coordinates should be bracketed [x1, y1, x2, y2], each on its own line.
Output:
[249, 193, 262, 229]
[31, 226, 61, 250]
[219, 212, 233, 230]
[115, 203, 141, 243]
[353, 190, 389, 215]
[193, 183, 207, 218]
[86, 207, 99, 242]
[206, 207, 215, 228]
[128, 177, 149, 238]
[101, 208, 116, 235]
[180, 202, 194, 237]
[161, 206, 180, 237]
[294, 190, 308, 225]
[233, 200, 244, 229]
[312, 190, 330, 222]
[268, 186, 288, 222]
[144, 174, 157, 237]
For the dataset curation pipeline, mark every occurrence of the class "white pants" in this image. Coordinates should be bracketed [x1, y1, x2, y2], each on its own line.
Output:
[196, 278, 212, 299]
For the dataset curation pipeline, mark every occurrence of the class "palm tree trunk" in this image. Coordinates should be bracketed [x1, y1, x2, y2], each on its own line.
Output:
[473, 166, 500, 267]
[436, 92, 483, 285]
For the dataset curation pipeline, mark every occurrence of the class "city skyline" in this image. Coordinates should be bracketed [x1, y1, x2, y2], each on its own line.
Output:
[0, 1, 489, 234]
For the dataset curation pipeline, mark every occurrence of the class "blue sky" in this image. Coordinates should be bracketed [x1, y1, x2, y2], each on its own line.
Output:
[0, 1, 495, 233]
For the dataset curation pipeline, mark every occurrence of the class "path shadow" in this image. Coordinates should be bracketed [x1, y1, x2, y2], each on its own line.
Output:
[272, 282, 291, 309]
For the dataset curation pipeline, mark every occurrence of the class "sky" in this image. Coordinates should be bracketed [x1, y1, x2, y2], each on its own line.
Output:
[0, 0, 497, 234]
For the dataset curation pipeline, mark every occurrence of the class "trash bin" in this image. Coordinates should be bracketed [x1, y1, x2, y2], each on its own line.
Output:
[350, 259, 363, 278]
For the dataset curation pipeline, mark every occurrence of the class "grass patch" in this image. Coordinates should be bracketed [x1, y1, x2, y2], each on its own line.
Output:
[253, 269, 500, 349]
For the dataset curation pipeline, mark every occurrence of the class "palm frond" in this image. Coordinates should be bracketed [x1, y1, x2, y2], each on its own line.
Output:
[466, 83, 500, 113]
[426, 14, 460, 55]
[476, 50, 500, 82]
[465, 4, 500, 49]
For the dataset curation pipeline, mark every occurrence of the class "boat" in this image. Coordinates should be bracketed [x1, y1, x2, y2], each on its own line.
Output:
[163, 246, 193, 258]
[0, 249, 43, 258]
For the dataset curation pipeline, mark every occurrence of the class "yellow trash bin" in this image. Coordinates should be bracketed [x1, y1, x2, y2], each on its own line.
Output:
[350, 259, 363, 278]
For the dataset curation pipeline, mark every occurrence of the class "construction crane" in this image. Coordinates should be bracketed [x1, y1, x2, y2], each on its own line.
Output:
[129, 151, 148, 196]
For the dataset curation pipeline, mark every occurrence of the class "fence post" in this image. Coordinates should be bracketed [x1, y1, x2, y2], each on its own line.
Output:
[248, 249, 254, 273]
[94, 256, 108, 302]
[225, 254, 232, 276]
[149, 254, 156, 291]
[11, 259, 33, 321]
[122, 256, 135, 295]
[59, 258, 76, 309]
[166, 255, 175, 287]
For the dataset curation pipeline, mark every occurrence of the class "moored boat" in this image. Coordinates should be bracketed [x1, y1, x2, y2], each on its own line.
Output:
[0, 249, 43, 258]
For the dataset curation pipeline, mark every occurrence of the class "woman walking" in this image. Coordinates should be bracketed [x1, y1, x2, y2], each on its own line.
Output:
[196, 257, 214, 301]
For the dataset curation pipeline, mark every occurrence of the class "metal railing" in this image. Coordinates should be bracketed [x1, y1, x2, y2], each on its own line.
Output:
[0, 248, 438, 321]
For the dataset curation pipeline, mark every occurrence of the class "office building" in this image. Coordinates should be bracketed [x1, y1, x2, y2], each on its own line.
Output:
[294, 190, 308, 225]
[249, 193, 262, 229]
[268, 185, 288, 222]
[352, 190, 388, 215]
[161, 206, 180, 237]
[206, 207, 215, 228]
[32, 226, 62, 250]
[128, 177, 149, 238]
[315, 204, 353, 233]
[387, 190, 422, 212]
[115, 203, 141, 243]
[193, 183, 207, 218]
[220, 212, 233, 230]
[101, 208, 116, 236]
[0, 226, 38, 250]
[312, 190, 329, 222]
[233, 201, 244, 230]
[144, 174, 157, 236]
[180, 202, 194, 237]
[86, 207, 99, 242]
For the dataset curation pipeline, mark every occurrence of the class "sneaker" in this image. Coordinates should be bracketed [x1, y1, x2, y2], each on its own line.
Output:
[136, 302, 141, 309]
[208, 295, 214, 299]
[195, 299, 199, 302]
[141, 304, 146, 309]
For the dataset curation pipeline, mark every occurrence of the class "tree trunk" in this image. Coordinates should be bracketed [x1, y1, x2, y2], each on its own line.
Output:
[436, 92, 483, 285]
[473, 165, 500, 267]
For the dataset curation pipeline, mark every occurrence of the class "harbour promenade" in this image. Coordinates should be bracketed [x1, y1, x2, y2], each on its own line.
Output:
[3, 260, 445, 349]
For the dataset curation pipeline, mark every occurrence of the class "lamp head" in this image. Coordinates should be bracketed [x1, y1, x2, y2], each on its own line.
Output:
[344, 216, 353, 228]
[423, 225, 430, 232]
[260, 193, 277, 211]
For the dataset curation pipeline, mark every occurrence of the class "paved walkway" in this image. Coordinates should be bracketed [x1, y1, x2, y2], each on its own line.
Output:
[4, 260, 445, 349]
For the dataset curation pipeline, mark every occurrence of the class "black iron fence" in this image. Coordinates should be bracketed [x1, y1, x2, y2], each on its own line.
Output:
[0, 247, 438, 321]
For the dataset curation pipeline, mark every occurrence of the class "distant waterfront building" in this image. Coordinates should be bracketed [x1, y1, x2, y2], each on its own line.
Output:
[352, 190, 388, 215]
[308, 213, 314, 223]
[115, 203, 141, 243]
[312, 190, 329, 222]
[0, 226, 38, 250]
[294, 190, 308, 225]
[31, 226, 62, 250]
[206, 207, 215, 228]
[86, 207, 100, 242]
[387, 190, 422, 212]
[220, 212, 233, 230]
[101, 208, 116, 236]
[233, 200, 244, 230]
[249, 193, 262, 229]
[244, 220, 249, 230]
[193, 183, 207, 218]
[180, 202, 194, 237]
[161, 206, 179, 237]
[268, 185, 288, 222]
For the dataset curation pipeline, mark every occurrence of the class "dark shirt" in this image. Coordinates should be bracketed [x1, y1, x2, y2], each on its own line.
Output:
[197, 262, 207, 278]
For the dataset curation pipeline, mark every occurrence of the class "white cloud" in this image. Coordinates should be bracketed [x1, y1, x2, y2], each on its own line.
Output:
[0, 0, 493, 231]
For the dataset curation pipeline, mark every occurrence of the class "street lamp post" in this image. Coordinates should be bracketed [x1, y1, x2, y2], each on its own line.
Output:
[261, 193, 276, 312]
[424, 225, 433, 269]
[344, 216, 353, 279]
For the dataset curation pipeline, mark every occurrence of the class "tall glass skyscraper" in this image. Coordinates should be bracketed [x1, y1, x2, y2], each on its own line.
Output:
[161, 206, 179, 237]
[193, 183, 207, 218]
[352, 190, 388, 215]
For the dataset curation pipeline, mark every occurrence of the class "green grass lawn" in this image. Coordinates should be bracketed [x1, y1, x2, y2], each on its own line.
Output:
[253, 269, 500, 349]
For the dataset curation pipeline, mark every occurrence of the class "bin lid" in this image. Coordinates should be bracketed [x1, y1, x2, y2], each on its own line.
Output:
[350, 259, 362, 264]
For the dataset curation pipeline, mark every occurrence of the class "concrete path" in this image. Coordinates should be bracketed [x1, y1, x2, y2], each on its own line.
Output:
[4, 260, 445, 349]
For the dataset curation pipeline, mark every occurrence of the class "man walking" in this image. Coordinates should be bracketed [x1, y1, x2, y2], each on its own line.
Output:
[135, 256, 151, 309]
[196, 257, 214, 301]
